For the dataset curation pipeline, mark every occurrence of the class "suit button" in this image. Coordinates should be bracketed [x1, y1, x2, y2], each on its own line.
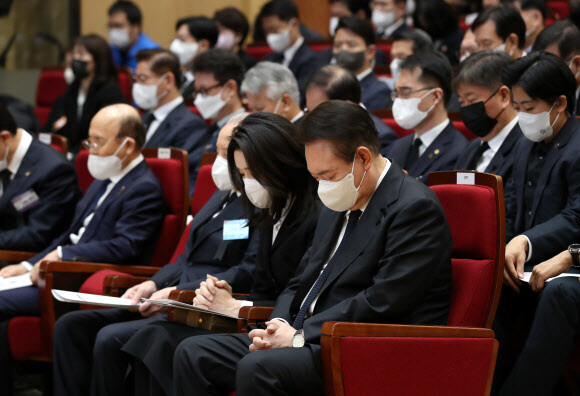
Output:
[528, 181, 532, 186]
[528, 211, 532, 216]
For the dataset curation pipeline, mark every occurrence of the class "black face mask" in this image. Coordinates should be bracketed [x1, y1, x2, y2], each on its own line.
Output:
[460, 90, 504, 138]
[71, 59, 89, 80]
[334, 50, 366, 72]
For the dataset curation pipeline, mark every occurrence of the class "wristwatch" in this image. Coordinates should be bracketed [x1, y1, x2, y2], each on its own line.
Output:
[292, 329, 305, 348]
[568, 244, 580, 267]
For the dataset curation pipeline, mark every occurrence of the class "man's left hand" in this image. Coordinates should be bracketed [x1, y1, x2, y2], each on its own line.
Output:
[529, 250, 572, 292]
[30, 250, 60, 285]
[248, 320, 296, 352]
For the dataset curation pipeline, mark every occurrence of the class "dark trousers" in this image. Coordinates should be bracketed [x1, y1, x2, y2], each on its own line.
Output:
[52, 308, 166, 396]
[173, 332, 324, 396]
[499, 277, 580, 396]
[0, 285, 40, 396]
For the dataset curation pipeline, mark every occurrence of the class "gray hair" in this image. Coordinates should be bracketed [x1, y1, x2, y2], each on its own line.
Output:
[241, 61, 300, 105]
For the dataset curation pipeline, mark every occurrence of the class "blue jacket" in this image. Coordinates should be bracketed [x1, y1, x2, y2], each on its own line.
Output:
[506, 118, 580, 262]
[151, 190, 258, 293]
[29, 160, 165, 265]
[111, 32, 160, 72]
[360, 72, 391, 111]
[0, 138, 81, 251]
[388, 121, 468, 183]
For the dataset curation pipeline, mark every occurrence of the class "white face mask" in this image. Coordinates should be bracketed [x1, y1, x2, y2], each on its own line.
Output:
[0, 145, 9, 172]
[170, 39, 199, 66]
[211, 155, 234, 191]
[372, 10, 396, 29]
[243, 178, 271, 208]
[132, 73, 167, 110]
[266, 26, 292, 53]
[329, 17, 340, 36]
[194, 87, 228, 120]
[215, 32, 237, 50]
[109, 28, 131, 49]
[392, 89, 436, 130]
[389, 58, 403, 83]
[87, 137, 129, 180]
[317, 155, 367, 212]
[273, 97, 282, 114]
[494, 41, 514, 57]
[518, 103, 560, 142]
[64, 67, 75, 85]
[569, 59, 580, 79]
[460, 51, 471, 63]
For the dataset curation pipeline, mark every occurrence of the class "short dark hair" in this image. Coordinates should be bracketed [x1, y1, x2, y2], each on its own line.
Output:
[176, 16, 219, 48]
[260, 0, 299, 22]
[532, 21, 580, 61]
[136, 49, 182, 89]
[108, 1, 142, 25]
[227, 112, 316, 227]
[329, 0, 372, 19]
[455, 50, 514, 92]
[306, 65, 361, 103]
[472, 6, 526, 49]
[336, 16, 375, 46]
[214, 7, 251, 45]
[413, 0, 459, 40]
[117, 110, 146, 149]
[519, 0, 547, 20]
[501, 51, 577, 113]
[301, 100, 381, 161]
[74, 34, 118, 84]
[192, 49, 245, 93]
[400, 50, 453, 107]
[391, 28, 433, 54]
[0, 104, 17, 135]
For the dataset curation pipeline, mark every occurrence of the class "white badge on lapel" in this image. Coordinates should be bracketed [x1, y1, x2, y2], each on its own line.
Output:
[11, 189, 40, 212]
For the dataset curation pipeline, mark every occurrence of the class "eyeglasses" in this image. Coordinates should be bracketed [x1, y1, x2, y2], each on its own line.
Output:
[81, 137, 117, 151]
[195, 83, 222, 96]
[390, 87, 434, 101]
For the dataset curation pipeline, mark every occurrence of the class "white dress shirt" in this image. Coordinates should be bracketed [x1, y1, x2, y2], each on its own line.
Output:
[356, 68, 373, 82]
[290, 111, 304, 124]
[475, 116, 518, 172]
[283, 36, 304, 68]
[217, 108, 247, 129]
[145, 96, 184, 143]
[77, 89, 86, 120]
[378, 19, 405, 38]
[414, 119, 450, 157]
[5, 129, 32, 181]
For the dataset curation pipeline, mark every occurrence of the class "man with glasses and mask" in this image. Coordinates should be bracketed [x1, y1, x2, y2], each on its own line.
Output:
[371, 0, 409, 39]
[241, 62, 305, 126]
[171, 100, 453, 396]
[0, 104, 164, 394]
[387, 51, 467, 183]
[471, 6, 526, 60]
[133, 49, 210, 182]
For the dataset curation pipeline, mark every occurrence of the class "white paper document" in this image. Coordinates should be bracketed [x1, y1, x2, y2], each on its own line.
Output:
[0, 274, 33, 291]
[52, 289, 140, 309]
[141, 298, 240, 319]
[522, 272, 580, 283]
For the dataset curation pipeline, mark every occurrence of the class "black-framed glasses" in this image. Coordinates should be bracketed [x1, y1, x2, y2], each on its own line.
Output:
[195, 83, 222, 96]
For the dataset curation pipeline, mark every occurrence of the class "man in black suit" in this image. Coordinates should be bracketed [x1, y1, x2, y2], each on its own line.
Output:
[0, 105, 80, 251]
[260, 0, 317, 102]
[305, 65, 398, 153]
[371, 0, 409, 39]
[134, 49, 211, 181]
[52, 118, 258, 396]
[387, 28, 433, 92]
[471, 6, 527, 60]
[241, 62, 305, 125]
[387, 51, 467, 183]
[172, 100, 453, 396]
[0, 104, 165, 395]
[454, 51, 522, 231]
[331, 17, 391, 110]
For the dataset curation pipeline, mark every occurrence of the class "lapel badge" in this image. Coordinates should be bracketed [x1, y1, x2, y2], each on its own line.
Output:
[434, 149, 440, 155]
[428, 154, 433, 159]
[25, 171, 31, 176]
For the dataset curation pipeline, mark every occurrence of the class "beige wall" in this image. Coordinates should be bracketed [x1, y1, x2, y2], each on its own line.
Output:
[80, 0, 269, 48]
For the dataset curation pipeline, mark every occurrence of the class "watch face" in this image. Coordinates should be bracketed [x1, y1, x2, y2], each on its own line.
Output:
[570, 244, 580, 253]
[293, 334, 305, 348]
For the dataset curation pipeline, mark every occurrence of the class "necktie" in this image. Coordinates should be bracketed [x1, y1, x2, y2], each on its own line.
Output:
[0, 169, 11, 197]
[404, 138, 422, 170]
[292, 210, 362, 329]
[85, 180, 111, 215]
[144, 113, 156, 131]
[467, 142, 490, 171]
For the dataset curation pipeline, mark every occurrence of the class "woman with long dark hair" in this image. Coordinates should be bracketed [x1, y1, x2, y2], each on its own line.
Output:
[46, 34, 125, 153]
[122, 112, 320, 396]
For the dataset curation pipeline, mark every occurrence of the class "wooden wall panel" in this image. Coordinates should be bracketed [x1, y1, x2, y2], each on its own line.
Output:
[294, 0, 330, 38]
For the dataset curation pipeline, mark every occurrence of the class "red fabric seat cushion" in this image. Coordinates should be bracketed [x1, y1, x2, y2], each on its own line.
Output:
[340, 336, 495, 396]
[78, 269, 133, 295]
[382, 118, 413, 138]
[170, 223, 193, 263]
[191, 165, 218, 217]
[452, 121, 477, 140]
[8, 317, 47, 361]
[36, 69, 67, 106]
[117, 69, 132, 103]
[547, 0, 570, 19]
[246, 45, 273, 61]
[74, 150, 93, 195]
[429, 184, 497, 260]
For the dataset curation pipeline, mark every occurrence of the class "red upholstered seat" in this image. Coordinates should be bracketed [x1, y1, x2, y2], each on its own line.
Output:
[453, 120, 477, 140]
[547, 0, 570, 19]
[35, 68, 67, 126]
[117, 67, 133, 103]
[382, 118, 413, 138]
[74, 150, 93, 194]
[191, 164, 217, 217]
[246, 45, 273, 61]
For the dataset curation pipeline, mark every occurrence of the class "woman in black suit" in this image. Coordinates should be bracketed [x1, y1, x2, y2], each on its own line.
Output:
[46, 34, 125, 154]
[122, 112, 320, 396]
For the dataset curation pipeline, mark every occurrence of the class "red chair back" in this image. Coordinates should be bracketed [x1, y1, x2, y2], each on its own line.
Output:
[246, 43, 273, 61]
[35, 68, 67, 126]
[547, 0, 570, 19]
[190, 164, 218, 217]
[74, 150, 93, 194]
[117, 67, 133, 103]
[452, 120, 477, 140]
[35, 132, 68, 154]
[427, 171, 505, 329]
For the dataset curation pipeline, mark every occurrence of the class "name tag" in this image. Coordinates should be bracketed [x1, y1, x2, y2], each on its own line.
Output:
[223, 219, 249, 240]
[457, 172, 475, 185]
[12, 189, 40, 212]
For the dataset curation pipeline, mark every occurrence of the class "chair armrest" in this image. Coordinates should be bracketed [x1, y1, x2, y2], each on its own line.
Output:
[38, 261, 159, 277]
[169, 289, 196, 303]
[238, 306, 274, 321]
[103, 275, 150, 297]
[0, 250, 37, 262]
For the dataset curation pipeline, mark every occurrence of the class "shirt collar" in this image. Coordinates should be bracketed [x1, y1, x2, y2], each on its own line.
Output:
[383, 19, 405, 37]
[109, 154, 144, 184]
[415, 118, 449, 148]
[283, 36, 304, 65]
[356, 67, 373, 81]
[217, 108, 247, 129]
[487, 116, 518, 153]
[152, 96, 183, 123]
[290, 111, 304, 123]
[351, 157, 391, 214]
[8, 129, 33, 176]
[184, 71, 195, 83]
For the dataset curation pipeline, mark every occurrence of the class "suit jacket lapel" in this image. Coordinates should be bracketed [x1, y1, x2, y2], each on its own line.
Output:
[410, 124, 452, 176]
[485, 124, 521, 173]
[0, 142, 38, 205]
